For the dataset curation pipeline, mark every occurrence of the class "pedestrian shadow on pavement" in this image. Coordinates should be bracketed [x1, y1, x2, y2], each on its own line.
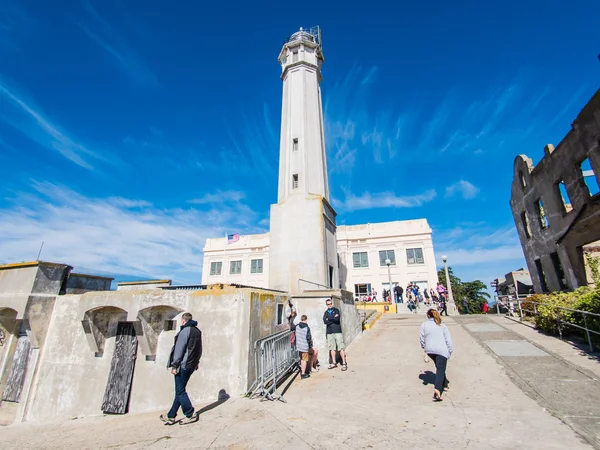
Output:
[419, 371, 436, 386]
[280, 370, 300, 396]
[193, 389, 230, 420]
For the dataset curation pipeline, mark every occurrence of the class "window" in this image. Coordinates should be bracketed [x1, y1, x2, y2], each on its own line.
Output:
[352, 252, 369, 268]
[521, 212, 531, 239]
[292, 174, 298, 189]
[519, 171, 527, 189]
[209, 261, 222, 276]
[550, 252, 567, 290]
[250, 259, 263, 274]
[292, 50, 298, 62]
[535, 259, 548, 292]
[293, 138, 298, 152]
[580, 157, 599, 196]
[354, 283, 372, 299]
[555, 179, 572, 213]
[379, 250, 396, 266]
[536, 199, 549, 229]
[328, 265, 333, 288]
[164, 320, 177, 331]
[406, 248, 424, 265]
[229, 260, 242, 275]
[277, 304, 284, 325]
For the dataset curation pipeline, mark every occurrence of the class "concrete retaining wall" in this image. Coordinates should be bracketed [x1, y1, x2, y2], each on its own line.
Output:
[24, 285, 285, 423]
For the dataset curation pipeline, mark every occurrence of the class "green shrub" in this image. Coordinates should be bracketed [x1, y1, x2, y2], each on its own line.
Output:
[532, 286, 600, 345]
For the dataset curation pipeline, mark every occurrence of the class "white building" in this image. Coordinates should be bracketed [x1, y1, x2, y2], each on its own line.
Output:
[201, 27, 439, 298]
[202, 218, 439, 300]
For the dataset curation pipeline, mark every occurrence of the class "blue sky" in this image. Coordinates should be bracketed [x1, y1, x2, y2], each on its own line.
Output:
[0, 0, 598, 287]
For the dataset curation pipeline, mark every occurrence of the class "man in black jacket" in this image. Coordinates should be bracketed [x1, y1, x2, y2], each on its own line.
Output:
[323, 298, 347, 371]
[160, 312, 202, 425]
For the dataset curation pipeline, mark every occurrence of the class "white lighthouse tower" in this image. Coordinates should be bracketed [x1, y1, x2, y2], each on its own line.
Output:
[269, 27, 338, 295]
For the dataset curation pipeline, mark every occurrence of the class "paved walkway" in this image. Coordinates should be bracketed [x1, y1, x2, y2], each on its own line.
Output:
[1, 315, 597, 449]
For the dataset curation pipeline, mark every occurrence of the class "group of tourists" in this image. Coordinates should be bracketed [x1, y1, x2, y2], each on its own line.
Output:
[288, 298, 348, 379]
[157, 294, 454, 425]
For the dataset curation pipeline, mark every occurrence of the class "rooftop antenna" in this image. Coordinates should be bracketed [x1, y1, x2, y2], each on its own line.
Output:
[36, 241, 44, 261]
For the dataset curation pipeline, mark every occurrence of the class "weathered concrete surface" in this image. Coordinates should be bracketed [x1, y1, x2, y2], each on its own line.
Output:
[1, 315, 592, 449]
[510, 88, 600, 292]
[457, 314, 600, 448]
[24, 285, 288, 423]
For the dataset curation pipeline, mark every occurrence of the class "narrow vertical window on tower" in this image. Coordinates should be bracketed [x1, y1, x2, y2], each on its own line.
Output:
[292, 50, 298, 62]
[292, 174, 299, 189]
[293, 138, 298, 151]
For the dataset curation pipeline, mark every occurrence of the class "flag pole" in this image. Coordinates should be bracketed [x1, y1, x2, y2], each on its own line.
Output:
[223, 232, 228, 284]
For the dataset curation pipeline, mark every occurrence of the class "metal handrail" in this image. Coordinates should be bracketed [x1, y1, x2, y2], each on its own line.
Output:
[496, 294, 599, 352]
[298, 278, 330, 291]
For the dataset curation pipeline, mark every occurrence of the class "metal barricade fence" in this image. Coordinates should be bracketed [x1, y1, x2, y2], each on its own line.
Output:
[246, 329, 299, 402]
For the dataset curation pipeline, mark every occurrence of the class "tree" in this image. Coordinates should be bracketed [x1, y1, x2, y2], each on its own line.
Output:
[437, 266, 490, 314]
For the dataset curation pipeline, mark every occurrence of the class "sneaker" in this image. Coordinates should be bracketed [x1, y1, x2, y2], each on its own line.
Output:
[179, 414, 198, 425]
[159, 414, 176, 424]
[301, 373, 310, 379]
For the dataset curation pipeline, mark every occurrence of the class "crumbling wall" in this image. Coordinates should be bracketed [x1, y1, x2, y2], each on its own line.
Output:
[510, 89, 600, 292]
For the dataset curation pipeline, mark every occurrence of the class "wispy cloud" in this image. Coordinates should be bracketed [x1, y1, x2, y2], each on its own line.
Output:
[332, 189, 437, 212]
[0, 183, 265, 283]
[445, 180, 480, 199]
[433, 223, 525, 273]
[189, 190, 246, 204]
[78, 1, 158, 87]
[0, 79, 106, 169]
[360, 66, 378, 86]
[220, 104, 279, 181]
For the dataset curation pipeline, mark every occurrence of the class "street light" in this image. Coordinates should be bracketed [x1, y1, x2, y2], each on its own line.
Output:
[441, 255, 456, 315]
[385, 258, 395, 313]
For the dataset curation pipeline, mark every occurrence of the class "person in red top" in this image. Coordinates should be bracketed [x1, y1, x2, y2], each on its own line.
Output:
[483, 301, 489, 314]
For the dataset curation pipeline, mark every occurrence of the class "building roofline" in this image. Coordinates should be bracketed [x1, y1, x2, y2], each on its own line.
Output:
[0, 261, 73, 271]
[117, 279, 171, 286]
[70, 273, 115, 281]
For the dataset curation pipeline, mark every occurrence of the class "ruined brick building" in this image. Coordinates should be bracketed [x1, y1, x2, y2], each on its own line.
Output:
[510, 89, 600, 293]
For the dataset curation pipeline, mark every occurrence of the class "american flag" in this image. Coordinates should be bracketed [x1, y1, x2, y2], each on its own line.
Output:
[227, 233, 240, 244]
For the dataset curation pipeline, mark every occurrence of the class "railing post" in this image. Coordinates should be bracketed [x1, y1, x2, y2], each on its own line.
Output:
[518, 299, 523, 321]
[556, 307, 563, 340]
[583, 313, 594, 353]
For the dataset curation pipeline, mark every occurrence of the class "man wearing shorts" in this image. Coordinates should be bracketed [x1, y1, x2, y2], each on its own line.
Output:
[323, 298, 347, 371]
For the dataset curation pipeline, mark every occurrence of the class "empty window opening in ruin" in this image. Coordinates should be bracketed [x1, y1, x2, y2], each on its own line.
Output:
[536, 199, 549, 229]
[521, 212, 531, 239]
[555, 180, 572, 213]
[293, 138, 298, 151]
[550, 252, 567, 290]
[519, 171, 527, 189]
[292, 174, 298, 189]
[580, 157, 600, 196]
[535, 259, 548, 292]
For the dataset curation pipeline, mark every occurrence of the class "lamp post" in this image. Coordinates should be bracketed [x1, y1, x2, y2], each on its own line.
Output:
[385, 258, 395, 313]
[441, 255, 456, 314]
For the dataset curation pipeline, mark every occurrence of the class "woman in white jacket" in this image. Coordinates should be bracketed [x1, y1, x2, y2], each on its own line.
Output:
[420, 308, 454, 401]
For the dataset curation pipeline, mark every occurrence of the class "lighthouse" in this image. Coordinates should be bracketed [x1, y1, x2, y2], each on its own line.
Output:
[269, 27, 338, 295]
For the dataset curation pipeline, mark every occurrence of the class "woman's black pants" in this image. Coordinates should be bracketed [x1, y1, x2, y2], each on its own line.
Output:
[428, 354, 449, 393]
